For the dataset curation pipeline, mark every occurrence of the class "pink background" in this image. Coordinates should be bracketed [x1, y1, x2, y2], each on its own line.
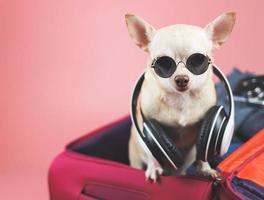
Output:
[0, 0, 263, 199]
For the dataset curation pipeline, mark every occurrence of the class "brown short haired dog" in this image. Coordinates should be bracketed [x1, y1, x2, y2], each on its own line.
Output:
[126, 12, 236, 181]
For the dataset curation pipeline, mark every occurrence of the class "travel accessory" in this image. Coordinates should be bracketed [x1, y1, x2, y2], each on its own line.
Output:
[151, 53, 211, 78]
[131, 65, 235, 170]
[49, 116, 216, 200]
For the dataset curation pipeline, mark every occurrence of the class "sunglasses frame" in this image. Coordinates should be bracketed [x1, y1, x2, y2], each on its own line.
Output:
[151, 53, 212, 78]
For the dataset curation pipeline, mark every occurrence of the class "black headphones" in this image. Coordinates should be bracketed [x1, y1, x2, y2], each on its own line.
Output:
[130, 65, 235, 170]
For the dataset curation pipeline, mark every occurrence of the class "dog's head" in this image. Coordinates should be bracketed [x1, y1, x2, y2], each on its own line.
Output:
[125, 12, 236, 94]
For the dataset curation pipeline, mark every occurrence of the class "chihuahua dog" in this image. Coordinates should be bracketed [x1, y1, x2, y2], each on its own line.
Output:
[125, 12, 236, 181]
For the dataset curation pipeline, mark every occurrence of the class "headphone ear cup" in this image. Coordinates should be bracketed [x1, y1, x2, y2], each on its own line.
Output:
[197, 106, 223, 161]
[144, 119, 183, 168]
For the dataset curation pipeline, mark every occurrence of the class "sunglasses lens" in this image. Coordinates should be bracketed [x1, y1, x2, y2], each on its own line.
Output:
[153, 56, 176, 78]
[186, 53, 209, 75]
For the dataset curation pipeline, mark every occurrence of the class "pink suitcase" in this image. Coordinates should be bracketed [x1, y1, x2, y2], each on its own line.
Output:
[48, 116, 218, 200]
[49, 116, 264, 200]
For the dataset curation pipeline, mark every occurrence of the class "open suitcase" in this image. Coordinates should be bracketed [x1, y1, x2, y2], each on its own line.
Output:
[48, 115, 264, 200]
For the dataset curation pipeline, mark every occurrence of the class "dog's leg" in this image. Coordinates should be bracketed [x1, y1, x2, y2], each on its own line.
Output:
[128, 125, 144, 169]
[196, 160, 219, 178]
[176, 145, 196, 175]
[145, 156, 163, 182]
[129, 125, 163, 181]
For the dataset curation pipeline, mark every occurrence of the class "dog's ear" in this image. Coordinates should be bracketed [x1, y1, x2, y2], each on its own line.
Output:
[125, 14, 156, 52]
[205, 12, 236, 49]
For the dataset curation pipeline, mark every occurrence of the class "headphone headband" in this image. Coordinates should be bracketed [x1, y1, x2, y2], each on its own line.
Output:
[212, 65, 235, 155]
[212, 65, 234, 120]
[131, 74, 145, 138]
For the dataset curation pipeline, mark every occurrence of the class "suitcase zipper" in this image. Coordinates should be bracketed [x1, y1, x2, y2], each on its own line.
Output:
[212, 177, 221, 200]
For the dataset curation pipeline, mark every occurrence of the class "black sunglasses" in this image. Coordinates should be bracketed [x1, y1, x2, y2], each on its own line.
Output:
[151, 53, 212, 78]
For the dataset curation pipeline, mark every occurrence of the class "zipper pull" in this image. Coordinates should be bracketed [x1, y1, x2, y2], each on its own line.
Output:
[212, 177, 222, 200]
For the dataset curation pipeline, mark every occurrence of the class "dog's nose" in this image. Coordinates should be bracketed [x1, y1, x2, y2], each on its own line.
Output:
[175, 75, 189, 88]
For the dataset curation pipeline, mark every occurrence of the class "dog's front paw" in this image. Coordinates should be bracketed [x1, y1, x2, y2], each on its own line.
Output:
[197, 167, 219, 178]
[197, 161, 220, 179]
[145, 166, 163, 182]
